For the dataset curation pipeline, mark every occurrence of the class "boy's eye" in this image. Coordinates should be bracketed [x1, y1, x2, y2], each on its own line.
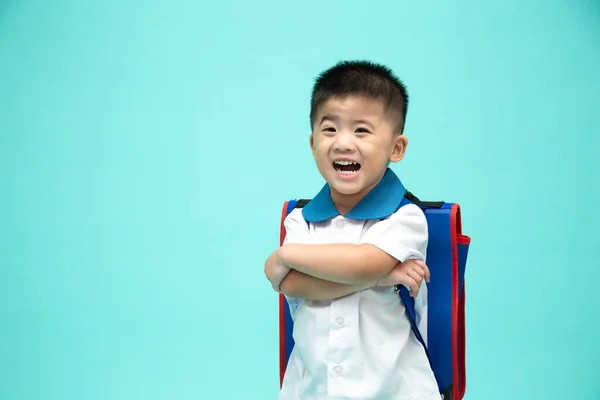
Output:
[323, 127, 336, 132]
[356, 128, 370, 134]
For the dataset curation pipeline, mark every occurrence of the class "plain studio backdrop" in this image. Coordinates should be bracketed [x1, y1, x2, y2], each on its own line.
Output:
[1, 1, 599, 399]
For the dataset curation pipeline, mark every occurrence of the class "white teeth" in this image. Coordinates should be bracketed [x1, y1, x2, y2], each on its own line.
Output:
[334, 160, 358, 165]
[333, 160, 360, 176]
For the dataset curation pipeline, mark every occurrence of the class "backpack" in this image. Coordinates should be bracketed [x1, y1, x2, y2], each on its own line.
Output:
[278, 191, 471, 400]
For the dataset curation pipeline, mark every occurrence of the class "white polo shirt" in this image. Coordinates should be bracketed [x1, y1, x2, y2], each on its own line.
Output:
[279, 169, 441, 400]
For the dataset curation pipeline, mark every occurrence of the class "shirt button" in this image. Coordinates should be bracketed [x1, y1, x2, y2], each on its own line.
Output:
[333, 365, 343, 375]
[335, 317, 344, 326]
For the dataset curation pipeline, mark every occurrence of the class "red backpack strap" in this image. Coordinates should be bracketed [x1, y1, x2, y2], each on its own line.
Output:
[278, 201, 290, 386]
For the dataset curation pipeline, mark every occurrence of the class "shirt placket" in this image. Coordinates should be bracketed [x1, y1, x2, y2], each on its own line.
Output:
[324, 217, 363, 397]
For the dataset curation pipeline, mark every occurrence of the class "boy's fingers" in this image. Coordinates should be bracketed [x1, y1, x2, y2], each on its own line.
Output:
[406, 270, 423, 288]
[410, 263, 427, 280]
[411, 260, 431, 282]
[408, 281, 419, 297]
[404, 276, 418, 290]
[408, 267, 423, 281]
[425, 265, 431, 282]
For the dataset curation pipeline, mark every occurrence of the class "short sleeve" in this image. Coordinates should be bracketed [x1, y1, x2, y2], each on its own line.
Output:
[282, 208, 311, 245]
[362, 203, 430, 342]
[281, 208, 311, 319]
[361, 203, 428, 263]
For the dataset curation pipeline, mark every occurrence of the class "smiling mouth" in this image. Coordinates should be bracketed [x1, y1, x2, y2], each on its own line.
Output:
[333, 160, 361, 175]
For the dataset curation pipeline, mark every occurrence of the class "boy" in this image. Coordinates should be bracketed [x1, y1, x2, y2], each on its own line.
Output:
[265, 60, 440, 400]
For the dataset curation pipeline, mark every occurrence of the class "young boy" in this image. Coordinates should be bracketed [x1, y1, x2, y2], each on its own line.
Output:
[265, 60, 441, 400]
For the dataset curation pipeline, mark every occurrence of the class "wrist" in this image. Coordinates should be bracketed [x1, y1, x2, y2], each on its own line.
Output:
[278, 243, 293, 269]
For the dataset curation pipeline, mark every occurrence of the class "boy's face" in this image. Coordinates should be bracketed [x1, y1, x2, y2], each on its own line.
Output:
[310, 96, 407, 209]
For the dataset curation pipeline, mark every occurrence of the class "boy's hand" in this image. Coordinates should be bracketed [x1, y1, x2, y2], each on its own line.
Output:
[264, 248, 291, 293]
[377, 259, 430, 297]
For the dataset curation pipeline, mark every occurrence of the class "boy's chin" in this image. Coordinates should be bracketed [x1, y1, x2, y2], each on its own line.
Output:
[328, 180, 366, 196]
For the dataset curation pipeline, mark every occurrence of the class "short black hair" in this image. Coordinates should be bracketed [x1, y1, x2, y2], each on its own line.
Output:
[310, 60, 409, 134]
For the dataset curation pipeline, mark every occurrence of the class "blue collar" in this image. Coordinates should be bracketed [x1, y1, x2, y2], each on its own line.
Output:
[302, 168, 407, 223]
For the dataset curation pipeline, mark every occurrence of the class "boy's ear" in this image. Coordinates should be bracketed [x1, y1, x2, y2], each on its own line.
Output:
[309, 134, 316, 158]
[389, 135, 408, 163]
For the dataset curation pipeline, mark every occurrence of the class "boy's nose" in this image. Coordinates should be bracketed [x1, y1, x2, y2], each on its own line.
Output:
[333, 134, 356, 152]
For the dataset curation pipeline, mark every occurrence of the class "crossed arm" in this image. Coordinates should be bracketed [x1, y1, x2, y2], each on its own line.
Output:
[269, 243, 400, 301]
[280, 270, 371, 301]
[264, 206, 430, 301]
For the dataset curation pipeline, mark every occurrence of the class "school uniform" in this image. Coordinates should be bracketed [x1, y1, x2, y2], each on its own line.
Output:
[279, 168, 441, 400]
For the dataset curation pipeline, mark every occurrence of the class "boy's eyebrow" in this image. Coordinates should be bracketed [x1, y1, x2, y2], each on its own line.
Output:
[319, 114, 339, 124]
[319, 115, 375, 129]
[354, 119, 375, 129]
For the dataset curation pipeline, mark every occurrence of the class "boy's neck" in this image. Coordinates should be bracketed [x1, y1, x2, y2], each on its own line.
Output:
[330, 184, 376, 216]
[331, 193, 364, 216]
[328, 168, 391, 216]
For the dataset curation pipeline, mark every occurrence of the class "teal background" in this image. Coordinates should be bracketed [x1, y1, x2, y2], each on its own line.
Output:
[1, 0, 599, 399]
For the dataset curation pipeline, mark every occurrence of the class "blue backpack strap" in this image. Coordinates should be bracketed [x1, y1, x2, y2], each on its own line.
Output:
[396, 283, 433, 357]
[396, 284, 456, 399]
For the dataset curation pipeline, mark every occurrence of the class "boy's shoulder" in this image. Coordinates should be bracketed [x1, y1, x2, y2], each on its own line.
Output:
[283, 207, 305, 224]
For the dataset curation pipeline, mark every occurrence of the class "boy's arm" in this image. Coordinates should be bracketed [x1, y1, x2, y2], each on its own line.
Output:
[279, 243, 396, 285]
[279, 269, 376, 301]
[275, 209, 368, 300]
[280, 204, 428, 285]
